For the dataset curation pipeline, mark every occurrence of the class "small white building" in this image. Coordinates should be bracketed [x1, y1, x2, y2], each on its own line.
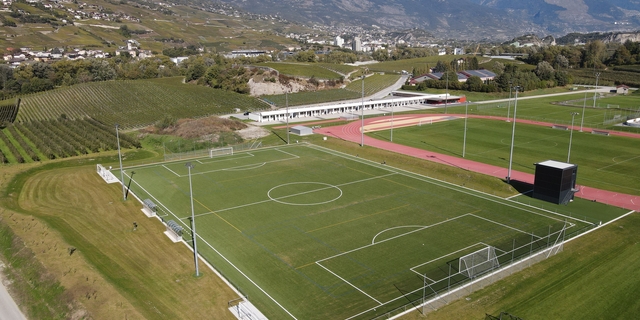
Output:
[290, 126, 313, 136]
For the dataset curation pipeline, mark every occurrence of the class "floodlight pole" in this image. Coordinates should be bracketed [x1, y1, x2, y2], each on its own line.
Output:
[568, 112, 579, 163]
[506, 86, 520, 184]
[592, 72, 600, 110]
[115, 123, 126, 201]
[286, 90, 290, 145]
[360, 75, 365, 147]
[445, 71, 449, 114]
[463, 100, 468, 157]
[580, 89, 587, 132]
[186, 162, 199, 277]
[390, 96, 394, 142]
[506, 81, 513, 122]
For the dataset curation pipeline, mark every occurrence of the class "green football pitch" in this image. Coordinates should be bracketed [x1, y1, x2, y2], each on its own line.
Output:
[116, 144, 596, 319]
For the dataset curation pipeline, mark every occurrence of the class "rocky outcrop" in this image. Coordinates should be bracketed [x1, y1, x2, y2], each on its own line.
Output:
[602, 32, 640, 44]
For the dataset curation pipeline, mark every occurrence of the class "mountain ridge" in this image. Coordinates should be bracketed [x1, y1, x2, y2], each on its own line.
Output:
[214, 0, 640, 40]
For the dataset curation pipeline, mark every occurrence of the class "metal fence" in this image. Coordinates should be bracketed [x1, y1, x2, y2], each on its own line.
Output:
[363, 222, 596, 320]
[163, 141, 263, 162]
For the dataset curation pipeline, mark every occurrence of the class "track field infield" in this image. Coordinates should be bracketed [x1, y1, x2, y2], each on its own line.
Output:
[115, 144, 598, 319]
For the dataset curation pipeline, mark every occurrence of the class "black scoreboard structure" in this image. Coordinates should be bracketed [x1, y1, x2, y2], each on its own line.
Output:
[533, 160, 578, 205]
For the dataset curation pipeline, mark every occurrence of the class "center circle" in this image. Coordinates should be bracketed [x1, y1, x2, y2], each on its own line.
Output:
[267, 182, 343, 206]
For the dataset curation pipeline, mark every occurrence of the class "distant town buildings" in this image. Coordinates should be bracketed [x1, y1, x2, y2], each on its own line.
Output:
[454, 47, 465, 55]
[334, 36, 344, 48]
[352, 37, 362, 52]
[224, 50, 269, 59]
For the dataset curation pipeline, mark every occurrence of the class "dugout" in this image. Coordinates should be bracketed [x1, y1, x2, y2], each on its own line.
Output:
[533, 160, 578, 205]
[290, 125, 313, 136]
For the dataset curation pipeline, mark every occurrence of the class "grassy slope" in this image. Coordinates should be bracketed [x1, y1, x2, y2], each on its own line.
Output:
[401, 212, 640, 320]
[0, 151, 238, 319]
[257, 62, 343, 79]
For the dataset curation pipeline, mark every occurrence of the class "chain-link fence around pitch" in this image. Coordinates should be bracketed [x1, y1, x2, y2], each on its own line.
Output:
[163, 140, 263, 162]
[365, 221, 596, 320]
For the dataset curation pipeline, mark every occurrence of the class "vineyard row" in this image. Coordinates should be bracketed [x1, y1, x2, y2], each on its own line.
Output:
[0, 118, 140, 164]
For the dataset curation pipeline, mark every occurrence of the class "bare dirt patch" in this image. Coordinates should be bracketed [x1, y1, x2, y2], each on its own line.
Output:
[237, 125, 270, 140]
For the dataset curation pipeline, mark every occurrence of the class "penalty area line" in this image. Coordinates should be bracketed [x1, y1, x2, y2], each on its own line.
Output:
[162, 164, 181, 177]
[316, 262, 383, 306]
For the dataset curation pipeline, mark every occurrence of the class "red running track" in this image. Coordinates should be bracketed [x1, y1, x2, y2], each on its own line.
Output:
[314, 114, 640, 212]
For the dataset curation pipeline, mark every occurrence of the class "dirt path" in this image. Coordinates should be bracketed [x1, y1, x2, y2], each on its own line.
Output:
[315, 114, 640, 212]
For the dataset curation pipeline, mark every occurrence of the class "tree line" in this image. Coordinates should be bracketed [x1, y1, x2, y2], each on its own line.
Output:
[2, 39, 639, 100]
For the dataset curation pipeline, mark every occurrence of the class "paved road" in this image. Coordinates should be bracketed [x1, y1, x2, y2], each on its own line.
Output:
[471, 86, 614, 105]
[0, 272, 27, 320]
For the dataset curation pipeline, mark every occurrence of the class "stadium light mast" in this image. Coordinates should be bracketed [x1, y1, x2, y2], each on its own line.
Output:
[506, 86, 521, 184]
[185, 162, 200, 277]
[390, 95, 394, 142]
[580, 88, 587, 132]
[592, 72, 600, 110]
[568, 112, 579, 163]
[463, 100, 468, 157]
[115, 123, 126, 201]
[361, 75, 365, 147]
[286, 90, 290, 145]
[506, 80, 513, 122]
[445, 71, 449, 114]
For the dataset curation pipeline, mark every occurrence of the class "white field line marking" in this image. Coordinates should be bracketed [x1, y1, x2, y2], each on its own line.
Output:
[185, 156, 299, 177]
[275, 148, 301, 158]
[474, 134, 562, 156]
[162, 164, 181, 177]
[315, 262, 383, 305]
[196, 152, 255, 165]
[222, 162, 267, 171]
[371, 225, 425, 244]
[306, 144, 588, 224]
[122, 143, 301, 171]
[469, 214, 544, 239]
[123, 172, 187, 231]
[506, 189, 532, 199]
[189, 173, 398, 218]
[341, 218, 618, 320]
[597, 154, 640, 171]
[319, 214, 472, 265]
[408, 243, 486, 280]
[196, 232, 299, 319]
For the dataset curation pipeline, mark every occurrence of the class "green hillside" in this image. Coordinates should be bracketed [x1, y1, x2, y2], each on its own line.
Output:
[15, 77, 268, 129]
[0, 0, 300, 54]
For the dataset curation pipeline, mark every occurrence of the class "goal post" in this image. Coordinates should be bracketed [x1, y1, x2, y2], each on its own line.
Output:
[459, 246, 499, 278]
[209, 147, 233, 158]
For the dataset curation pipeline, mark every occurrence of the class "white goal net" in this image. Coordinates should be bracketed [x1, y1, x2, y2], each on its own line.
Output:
[459, 246, 499, 278]
[209, 147, 233, 158]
